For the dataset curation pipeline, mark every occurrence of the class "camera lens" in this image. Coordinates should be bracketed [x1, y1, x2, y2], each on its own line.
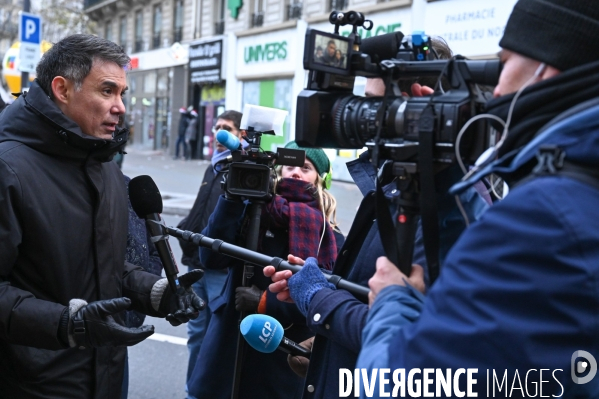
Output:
[331, 96, 408, 148]
[240, 170, 263, 190]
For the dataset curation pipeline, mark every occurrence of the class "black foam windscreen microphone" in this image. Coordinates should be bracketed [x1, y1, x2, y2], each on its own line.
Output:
[360, 31, 405, 64]
[129, 175, 180, 293]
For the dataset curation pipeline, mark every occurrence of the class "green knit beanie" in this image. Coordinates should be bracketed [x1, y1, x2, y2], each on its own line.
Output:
[284, 141, 331, 177]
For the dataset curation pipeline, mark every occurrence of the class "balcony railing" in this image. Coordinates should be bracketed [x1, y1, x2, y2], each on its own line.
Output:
[251, 12, 264, 28]
[214, 20, 225, 35]
[173, 27, 182, 43]
[287, 2, 302, 20]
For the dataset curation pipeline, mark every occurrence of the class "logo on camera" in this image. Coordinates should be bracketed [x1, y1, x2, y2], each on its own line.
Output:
[571, 350, 597, 384]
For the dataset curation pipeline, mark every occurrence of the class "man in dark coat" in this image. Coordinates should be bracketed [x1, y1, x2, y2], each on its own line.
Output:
[0, 34, 204, 399]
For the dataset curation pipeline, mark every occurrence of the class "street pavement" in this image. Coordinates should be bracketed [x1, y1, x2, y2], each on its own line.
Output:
[121, 145, 364, 398]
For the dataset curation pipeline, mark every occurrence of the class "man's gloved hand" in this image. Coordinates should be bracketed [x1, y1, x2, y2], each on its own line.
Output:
[67, 297, 154, 349]
[152, 269, 206, 326]
[287, 336, 314, 378]
[235, 285, 263, 312]
[288, 257, 335, 316]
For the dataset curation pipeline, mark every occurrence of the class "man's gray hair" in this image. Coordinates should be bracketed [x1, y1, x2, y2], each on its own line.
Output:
[36, 34, 130, 96]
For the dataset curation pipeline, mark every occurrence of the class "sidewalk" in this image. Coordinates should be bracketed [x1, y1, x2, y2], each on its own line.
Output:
[121, 145, 363, 231]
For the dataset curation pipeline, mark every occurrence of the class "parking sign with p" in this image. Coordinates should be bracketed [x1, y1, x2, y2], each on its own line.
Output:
[19, 12, 42, 73]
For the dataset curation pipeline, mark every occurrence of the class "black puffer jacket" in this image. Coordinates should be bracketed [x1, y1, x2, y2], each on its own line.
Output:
[0, 81, 162, 399]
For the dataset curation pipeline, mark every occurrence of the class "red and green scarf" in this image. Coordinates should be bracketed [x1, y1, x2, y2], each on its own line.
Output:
[265, 178, 337, 270]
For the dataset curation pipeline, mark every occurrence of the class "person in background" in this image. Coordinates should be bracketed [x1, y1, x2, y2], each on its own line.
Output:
[176, 110, 244, 392]
[187, 141, 343, 399]
[184, 111, 198, 161]
[175, 106, 196, 160]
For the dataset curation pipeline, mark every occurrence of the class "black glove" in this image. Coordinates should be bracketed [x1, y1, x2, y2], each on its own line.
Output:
[235, 285, 263, 312]
[68, 297, 154, 349]
[155, 269, 206, 326]
[287, 336, 314, 378]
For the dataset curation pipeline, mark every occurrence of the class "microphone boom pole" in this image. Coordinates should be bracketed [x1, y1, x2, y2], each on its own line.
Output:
[164, 225, 370, 303]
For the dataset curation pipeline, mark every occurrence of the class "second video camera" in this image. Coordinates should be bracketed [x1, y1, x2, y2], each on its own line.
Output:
[217, 105, 306, 201]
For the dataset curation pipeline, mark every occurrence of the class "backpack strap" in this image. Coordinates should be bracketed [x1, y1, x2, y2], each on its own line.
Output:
[520, 144, 599, 191]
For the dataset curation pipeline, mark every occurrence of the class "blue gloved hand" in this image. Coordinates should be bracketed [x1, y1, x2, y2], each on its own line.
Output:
[288, 257, 336, 316]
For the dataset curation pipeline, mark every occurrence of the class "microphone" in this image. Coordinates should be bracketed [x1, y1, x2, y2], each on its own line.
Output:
[240, 314, 311, 358]
[216, 129, 241, 151]
[360, 31, 404, 63]
[129, 175, 180, 293]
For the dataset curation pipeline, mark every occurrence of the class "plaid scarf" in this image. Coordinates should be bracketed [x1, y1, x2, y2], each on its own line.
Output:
[265, 178, 337, 270]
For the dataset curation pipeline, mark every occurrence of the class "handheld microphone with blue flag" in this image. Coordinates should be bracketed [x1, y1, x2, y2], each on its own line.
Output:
[240, 314, 311, 358]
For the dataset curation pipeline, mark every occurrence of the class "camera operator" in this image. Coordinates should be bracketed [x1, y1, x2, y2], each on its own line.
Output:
[187, 142, 343, 399]
[358, 0, 599, 396]
[264, 37, 491, 398]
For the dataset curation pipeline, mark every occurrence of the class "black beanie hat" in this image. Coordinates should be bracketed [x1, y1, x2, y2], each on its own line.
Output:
[499, 0, 599, 71]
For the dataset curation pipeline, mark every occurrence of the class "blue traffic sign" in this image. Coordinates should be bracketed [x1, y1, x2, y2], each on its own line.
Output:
[20, 13, 42, 45]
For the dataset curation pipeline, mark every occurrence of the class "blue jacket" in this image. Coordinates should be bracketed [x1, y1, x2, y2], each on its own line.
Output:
[357, 100, 599, 397]
[301, 152, 489, 399]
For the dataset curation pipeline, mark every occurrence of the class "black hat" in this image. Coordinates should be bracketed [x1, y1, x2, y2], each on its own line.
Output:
[499, 0, 599, 71]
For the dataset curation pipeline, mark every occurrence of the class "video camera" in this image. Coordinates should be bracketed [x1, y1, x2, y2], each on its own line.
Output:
[296, 10, 502, 166]
[296, 11, 503, 281]
[218, 105, 306, 201]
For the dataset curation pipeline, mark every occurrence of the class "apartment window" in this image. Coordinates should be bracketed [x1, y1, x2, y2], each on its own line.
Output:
[287, 1, 302, 20]
[252, 0, 264, 27]
[105, 21, 113, 42]
[119, 16, 127, 48]
[173, 0, 183, 43]
[135, 10, 143, 52]
[152, 4, 162, 49]
[329, 0, 347, 11]
[214, 0, 225, 34]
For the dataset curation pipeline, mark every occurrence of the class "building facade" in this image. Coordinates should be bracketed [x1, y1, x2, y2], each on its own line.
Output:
[84, 0, 518, 169]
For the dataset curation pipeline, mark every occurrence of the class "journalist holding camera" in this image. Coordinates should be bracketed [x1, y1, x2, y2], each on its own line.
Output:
[354, 0, 599, 397]
[186, 140, 343, 399]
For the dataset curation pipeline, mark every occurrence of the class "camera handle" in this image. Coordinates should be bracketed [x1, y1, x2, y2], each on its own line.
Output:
[231, 199, 264, 399]
[375, 161, 419, 276]
[372, 107, 442, 285]
[329, 10, 373, 35]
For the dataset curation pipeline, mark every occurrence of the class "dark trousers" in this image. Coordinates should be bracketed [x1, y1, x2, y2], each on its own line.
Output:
[175, 135, 187, 158]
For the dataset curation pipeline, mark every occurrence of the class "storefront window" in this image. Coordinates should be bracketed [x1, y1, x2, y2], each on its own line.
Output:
[241, 78, 292, 151]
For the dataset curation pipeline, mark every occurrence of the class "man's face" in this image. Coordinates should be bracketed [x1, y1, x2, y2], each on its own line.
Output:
[327, 42, 336, 57]
[214, 118, 241, 152]
[493, 50, 546, 98]
[60, 60, 127, 140]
